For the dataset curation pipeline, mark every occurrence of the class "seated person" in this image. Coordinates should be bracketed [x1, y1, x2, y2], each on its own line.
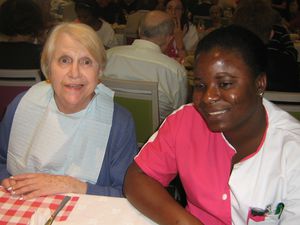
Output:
[74, 0, 118, 48]
[0, 0, 44, 70]
[270, 11, 298, 62]
[197, 4, 224, 40]
[119, 0, 138, 15]
[0, 22, 138, 200]
[123, 25, 300, 224]
[104, 10, 188, 122]
[97, 0, 127, 24]
[232, 0, 300, 92]
[207, 4, 224, 30]
[124, 0, 158, 44]
[164, 0, 199, 63]
[190, 0, 213, 17]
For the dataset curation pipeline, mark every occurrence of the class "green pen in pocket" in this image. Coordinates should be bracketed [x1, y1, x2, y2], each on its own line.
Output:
[275, 202, 285, 219]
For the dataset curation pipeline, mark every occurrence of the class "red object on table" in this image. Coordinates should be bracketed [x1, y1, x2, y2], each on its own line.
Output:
[0, 189, 79, 225]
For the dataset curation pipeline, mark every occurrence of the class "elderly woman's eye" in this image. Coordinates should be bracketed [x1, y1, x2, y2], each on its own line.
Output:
[59, 56, 71, 64]
[80, 58, 93, 66]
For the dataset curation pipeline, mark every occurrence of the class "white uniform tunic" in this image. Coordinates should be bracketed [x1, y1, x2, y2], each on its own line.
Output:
[230, 99, 300, 224]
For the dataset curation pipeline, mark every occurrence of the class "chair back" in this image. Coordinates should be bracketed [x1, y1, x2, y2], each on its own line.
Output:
[102, 77, 159, 147]
[0, 69, 41, 120]
[264, 91, 300, 120]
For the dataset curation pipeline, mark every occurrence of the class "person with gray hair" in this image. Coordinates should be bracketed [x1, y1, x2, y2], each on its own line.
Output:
[139, 9, 175, 50]
[124, 0, 158, 43]
[0, 22, 138, 199]
[104, 10, 188, 122]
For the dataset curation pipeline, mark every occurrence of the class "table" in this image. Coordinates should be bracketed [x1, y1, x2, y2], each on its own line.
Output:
[55, 194, 158, 225]
[0, 188, 158, 225]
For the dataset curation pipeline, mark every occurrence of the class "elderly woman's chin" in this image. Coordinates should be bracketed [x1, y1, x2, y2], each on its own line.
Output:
[54, 91, 95, 114]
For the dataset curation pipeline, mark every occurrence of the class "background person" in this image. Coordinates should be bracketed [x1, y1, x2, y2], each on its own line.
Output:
[104, 10, 188, 122]
[123, 25, 300, 224]
[74, 0, 118, 48]
[96, 0, 127, 24]
[0, 0, 45, 70]
[0, 22, 138, 200]
[124, 0, 158, 44]
[232, 0, 300, 92]
[164, 0, 199, 63]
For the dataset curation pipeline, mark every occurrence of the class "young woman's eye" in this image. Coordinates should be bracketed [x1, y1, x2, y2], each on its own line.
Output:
[194, 82, 206, 90]
[219, 82, 233, 89]
[59, 56, 71, 64]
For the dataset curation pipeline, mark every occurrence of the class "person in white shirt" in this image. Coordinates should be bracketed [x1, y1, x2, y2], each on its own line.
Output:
[104, 10, 188, 122]
[124, 0, 158, 43]
[123, 25, 300, 225]
[74, 0, 118, 48]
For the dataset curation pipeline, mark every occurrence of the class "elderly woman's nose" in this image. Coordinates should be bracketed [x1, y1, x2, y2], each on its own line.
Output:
[69, 62, 81, 78]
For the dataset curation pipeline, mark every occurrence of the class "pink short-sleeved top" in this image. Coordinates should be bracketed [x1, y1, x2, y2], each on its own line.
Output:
[135, 104, 236, 224]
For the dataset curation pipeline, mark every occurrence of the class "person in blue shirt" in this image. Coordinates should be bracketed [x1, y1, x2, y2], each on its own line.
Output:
[0, 22, 138, 200]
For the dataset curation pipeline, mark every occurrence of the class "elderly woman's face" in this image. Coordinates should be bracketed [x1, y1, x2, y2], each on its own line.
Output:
[49, 33, 100, 114]
[166, 0, 183, 19]
[193, 48, 262, 132]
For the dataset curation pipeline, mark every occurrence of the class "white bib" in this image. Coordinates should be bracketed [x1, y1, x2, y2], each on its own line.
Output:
[7, 81, 114, 184]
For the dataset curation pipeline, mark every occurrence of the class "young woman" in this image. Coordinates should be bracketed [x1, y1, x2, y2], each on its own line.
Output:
[124, 25, 300, 224]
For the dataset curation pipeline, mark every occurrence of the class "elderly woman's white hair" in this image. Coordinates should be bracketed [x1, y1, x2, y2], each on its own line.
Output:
[40, 22, 106, 79]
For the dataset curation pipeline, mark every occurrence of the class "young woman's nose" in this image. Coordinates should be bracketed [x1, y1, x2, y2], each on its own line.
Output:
[203, 86, 220, 104]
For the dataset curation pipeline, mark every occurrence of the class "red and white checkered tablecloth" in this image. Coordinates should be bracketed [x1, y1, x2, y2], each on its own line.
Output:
[0, 189, 79, 225]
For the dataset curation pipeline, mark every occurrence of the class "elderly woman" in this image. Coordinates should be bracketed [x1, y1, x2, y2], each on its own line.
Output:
[124, 25, 300, 224]
[0, 22, 138, 200]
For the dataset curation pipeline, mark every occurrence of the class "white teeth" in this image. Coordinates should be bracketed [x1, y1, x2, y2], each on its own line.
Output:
[68, 84, 81, 88]
[209, 110, 226, 115]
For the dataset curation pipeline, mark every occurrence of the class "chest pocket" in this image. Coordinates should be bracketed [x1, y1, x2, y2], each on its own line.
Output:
[248, 214, 280, 225]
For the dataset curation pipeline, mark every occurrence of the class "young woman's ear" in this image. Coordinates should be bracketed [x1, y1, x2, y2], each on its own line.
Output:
[256, 73, 267, 97]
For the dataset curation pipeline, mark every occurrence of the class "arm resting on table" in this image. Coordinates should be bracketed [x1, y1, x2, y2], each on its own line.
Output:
[124, 162, 203, 225]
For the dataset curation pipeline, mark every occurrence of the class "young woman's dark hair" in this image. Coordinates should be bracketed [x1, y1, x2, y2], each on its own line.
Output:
[195, 25, 268, 78]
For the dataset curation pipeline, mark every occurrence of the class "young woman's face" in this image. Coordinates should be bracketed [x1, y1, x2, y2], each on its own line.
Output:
[49, 33, 100, 114]
[165, 0, 183, 20]
[193, 48, 263, 133]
